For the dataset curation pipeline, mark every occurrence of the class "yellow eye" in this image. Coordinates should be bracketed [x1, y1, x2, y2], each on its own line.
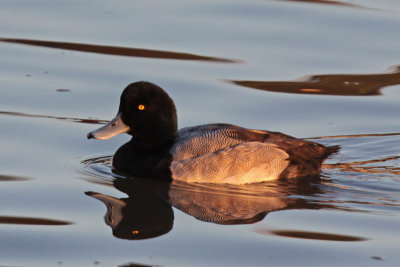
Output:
[138, 104, 145, 111]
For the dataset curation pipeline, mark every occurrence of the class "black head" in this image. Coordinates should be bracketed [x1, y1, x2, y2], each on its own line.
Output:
[119, 81, 177, 140]
[87, 81, 178, 149]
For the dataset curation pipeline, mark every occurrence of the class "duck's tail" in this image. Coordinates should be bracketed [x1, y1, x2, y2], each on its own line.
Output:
[323, 145, 341, 158]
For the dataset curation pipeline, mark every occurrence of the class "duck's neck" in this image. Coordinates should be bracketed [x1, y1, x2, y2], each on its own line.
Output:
[130, 117, 178, 152]
[130, 135, 175, 152]
[113, 135, 174, 180]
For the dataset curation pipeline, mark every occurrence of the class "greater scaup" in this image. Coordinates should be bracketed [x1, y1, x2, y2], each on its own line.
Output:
[87, 81, 338, 184]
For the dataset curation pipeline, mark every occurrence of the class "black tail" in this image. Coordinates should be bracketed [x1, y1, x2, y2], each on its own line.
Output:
[323, 145, 341, 158]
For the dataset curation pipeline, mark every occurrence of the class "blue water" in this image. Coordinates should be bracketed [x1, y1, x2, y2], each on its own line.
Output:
[1, 0, 399, 266]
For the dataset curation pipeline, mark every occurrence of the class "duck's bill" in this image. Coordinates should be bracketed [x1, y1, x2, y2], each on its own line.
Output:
[85, 191, 125, 228]
[87, 113, 130, 140]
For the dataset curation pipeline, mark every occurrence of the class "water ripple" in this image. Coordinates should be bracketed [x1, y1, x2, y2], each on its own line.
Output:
[0, 37, 241, 63]
[230, 65, 400, 96]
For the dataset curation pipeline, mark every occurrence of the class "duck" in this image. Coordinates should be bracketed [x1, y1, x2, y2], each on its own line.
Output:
[87, 81, 339, 184]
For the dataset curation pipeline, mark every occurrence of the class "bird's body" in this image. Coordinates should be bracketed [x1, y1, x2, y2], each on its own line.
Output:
[88, 82, 338, 184]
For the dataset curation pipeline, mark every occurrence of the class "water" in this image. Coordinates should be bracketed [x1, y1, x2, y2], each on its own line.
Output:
[1, 0, 400, 266]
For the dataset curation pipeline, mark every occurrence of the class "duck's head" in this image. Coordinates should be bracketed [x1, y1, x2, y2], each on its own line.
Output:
[87, 81, 178, 147]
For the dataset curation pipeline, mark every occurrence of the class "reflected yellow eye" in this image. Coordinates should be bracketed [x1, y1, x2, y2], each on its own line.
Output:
[138, 104, 145, 111]
[132, 230, 140, 234]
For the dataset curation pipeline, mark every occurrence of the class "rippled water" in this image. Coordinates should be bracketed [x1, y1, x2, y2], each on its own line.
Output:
[1, 0, 400, 266]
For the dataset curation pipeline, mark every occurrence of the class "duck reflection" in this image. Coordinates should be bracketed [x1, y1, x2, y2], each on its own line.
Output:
[86, 178, 173, 240]
[86, 175, 325, 240]
[167, 177, 323, 224]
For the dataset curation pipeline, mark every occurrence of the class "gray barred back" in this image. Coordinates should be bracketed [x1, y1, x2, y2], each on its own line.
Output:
[170, 123, 268, 162]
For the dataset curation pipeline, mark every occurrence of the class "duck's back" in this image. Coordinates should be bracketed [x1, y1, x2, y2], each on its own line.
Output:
[170, 123, 268, 161]
[168, 124, 337, 184]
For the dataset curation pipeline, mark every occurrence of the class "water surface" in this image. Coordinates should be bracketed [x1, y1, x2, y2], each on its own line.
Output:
[1, 0, 399, 266]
